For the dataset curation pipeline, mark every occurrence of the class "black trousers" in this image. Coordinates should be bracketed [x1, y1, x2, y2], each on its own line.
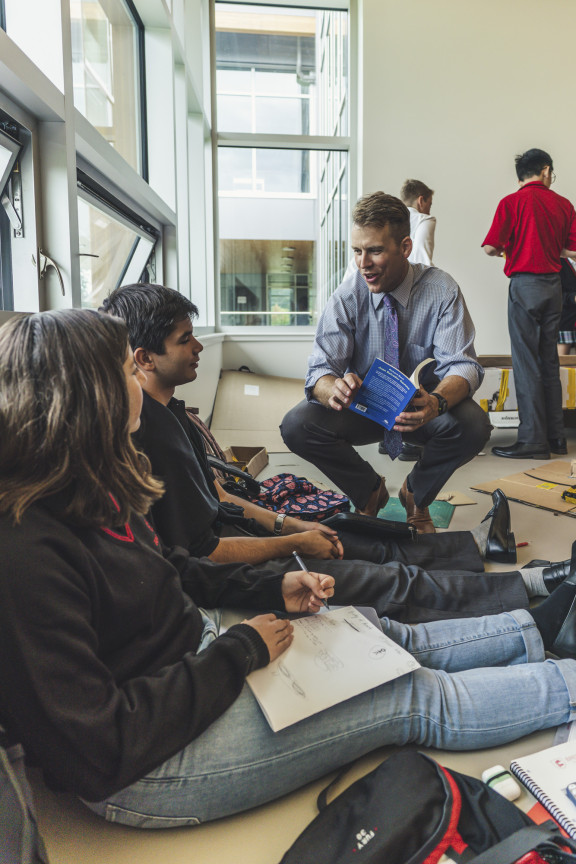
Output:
[262, 553, 528, 625]
[281, 397, 491, 510]
[508, 273, 564, 446]
[337, 527, 483, 571]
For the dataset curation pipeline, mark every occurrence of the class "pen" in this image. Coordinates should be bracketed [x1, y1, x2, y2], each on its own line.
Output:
[292, 551, 330, 610]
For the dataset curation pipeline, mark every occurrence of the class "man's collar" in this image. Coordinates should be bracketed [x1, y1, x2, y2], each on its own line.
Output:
[519, 180, 548, 191]
[370, 265, 414, 310]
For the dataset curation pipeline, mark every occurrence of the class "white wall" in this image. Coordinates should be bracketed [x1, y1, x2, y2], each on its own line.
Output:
[360, 0, 576, 354]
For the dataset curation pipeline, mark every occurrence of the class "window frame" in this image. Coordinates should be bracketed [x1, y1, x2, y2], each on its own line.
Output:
[211, 0, 354, 334]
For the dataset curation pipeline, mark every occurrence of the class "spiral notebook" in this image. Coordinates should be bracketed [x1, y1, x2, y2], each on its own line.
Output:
[510, 741, 576, 838]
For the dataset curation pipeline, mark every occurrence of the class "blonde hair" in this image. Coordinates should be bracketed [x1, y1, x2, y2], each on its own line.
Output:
[0, 309, 163, 526]
[352, 192, 410, 244]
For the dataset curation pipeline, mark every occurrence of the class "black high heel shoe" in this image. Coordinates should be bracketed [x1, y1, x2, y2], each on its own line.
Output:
[483, 488, 517, 564]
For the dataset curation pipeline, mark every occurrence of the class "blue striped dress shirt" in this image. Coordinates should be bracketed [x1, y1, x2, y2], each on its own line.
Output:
[305, 264, 483, 400]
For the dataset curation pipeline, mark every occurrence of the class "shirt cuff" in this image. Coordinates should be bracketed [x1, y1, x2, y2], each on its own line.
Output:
[440, 363, 483, 396]
[225, 622, 271, 672]
[305, 366, 337, 402]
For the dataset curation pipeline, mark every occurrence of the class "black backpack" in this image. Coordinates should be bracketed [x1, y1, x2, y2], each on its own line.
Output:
[0, 726, 49, 864]
[279, 750, 576, 864]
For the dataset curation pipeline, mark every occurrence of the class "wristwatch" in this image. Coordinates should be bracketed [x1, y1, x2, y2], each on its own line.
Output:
[273, 513, 286, 535]
[430, 392, 448, 416]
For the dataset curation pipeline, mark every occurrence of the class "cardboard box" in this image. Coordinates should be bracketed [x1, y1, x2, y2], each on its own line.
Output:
[471, 460, 576, 517]
[221, 446, 268, 478]
[488, 411, 519, 428]
[210, 370, 305, 452]
[476, 367, 517, 412]
[475, 357, 576, 426]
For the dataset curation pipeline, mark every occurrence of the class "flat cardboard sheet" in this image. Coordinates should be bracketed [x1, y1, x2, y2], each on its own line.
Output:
[436, 491, 477, 506]
[471, 460, 576, 517]
[210, 370, 305, 453]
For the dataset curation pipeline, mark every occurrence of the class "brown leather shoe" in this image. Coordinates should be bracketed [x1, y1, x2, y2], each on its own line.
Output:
[357, 476, 390, 517]
[398, 479, 436, 534]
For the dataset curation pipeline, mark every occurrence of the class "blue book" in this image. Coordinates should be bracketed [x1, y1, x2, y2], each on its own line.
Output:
[349, 358, 435, 430]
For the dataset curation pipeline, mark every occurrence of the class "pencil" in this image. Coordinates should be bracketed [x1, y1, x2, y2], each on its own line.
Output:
[292, 550, 330, 610]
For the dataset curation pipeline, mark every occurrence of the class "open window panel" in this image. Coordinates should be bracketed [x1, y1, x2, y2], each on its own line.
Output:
[0, 125, 20, 194]
[0, 123, 23, 310]
[77, 176, 159, 309]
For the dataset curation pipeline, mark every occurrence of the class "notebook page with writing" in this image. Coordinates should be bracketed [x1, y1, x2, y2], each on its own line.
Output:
[510, 741, 576, 838]
[247, 606, 419, 732]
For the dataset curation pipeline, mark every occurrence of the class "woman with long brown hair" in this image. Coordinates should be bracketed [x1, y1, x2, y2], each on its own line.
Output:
[1, 308, 576, 828]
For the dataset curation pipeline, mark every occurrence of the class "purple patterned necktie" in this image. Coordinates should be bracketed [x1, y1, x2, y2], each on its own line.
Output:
[382, 294, 403, 459]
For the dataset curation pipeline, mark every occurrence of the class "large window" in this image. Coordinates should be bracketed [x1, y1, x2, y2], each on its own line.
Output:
[215, 2, 350, 328]
[70, 0, 147, 176]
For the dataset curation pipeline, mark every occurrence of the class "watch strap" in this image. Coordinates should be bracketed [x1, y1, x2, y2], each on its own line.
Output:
[273, 513, 286, 535]
[430, 391, 448, 415]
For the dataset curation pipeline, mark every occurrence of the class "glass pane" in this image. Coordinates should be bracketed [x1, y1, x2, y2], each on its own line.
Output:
[219, 147, 310, 195]
[219, 148, 349, 327]
[4, 0, 65, 89]
[220, 237, 316, 327]
[218, 95, 253, 134]
[70, 0, 141, 173]
[215, 3, 323, 136]
[0, 130, 20, 196]
[255, 96, 307, 135]
[78, 198, 152, 309]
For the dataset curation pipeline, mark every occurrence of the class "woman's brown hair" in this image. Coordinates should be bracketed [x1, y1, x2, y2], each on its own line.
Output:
[0, 308, 163, 526]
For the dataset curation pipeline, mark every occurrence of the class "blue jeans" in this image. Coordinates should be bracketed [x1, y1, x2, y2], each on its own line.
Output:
[85, 609, 576, 828]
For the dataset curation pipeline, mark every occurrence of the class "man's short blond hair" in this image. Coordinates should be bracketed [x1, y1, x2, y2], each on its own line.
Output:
[352, 192, 410, 244]
[400, 179, 434, 207]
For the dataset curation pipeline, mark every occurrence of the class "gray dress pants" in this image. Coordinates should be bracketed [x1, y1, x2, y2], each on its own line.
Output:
[281, 397, 491, 510]
[508, 273, 564, 446]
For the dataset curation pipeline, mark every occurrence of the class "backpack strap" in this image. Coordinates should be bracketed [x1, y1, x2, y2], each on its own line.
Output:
[0, 736, 51, 863]
[316, 762, 357, 811]
[467, 820, 576, 864]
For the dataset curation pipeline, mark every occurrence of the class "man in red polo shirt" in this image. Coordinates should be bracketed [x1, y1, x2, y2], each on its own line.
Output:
[483, 148, 576, 459]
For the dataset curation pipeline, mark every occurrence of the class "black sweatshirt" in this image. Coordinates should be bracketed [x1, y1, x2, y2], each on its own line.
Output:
[0, 500, 284, 800]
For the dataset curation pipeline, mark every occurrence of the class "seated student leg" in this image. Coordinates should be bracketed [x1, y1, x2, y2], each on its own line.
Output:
[280, 399, 385, 510]
[337, 528, 484, 571]
[290, 556, 529, 623]
[85, 609, 576, 827]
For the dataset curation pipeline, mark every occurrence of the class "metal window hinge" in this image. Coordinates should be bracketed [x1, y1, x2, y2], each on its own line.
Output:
[32, 249, 66, 296]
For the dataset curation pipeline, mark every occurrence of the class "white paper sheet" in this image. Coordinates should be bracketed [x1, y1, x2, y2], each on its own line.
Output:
[247, 606, 420, 731]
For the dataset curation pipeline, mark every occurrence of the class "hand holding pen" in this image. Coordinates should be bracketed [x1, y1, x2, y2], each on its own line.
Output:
[291, 552, 361, 631]
[292, 551, 330, 610]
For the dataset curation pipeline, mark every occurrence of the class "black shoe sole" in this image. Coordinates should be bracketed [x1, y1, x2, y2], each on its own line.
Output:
[491, 449, 550, 460]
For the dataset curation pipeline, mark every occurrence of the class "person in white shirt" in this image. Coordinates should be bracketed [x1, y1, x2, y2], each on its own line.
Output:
[402, 178, 436, 266]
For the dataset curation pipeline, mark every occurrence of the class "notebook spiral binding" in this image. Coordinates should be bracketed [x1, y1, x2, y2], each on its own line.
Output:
[510, 761, 576, 839]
